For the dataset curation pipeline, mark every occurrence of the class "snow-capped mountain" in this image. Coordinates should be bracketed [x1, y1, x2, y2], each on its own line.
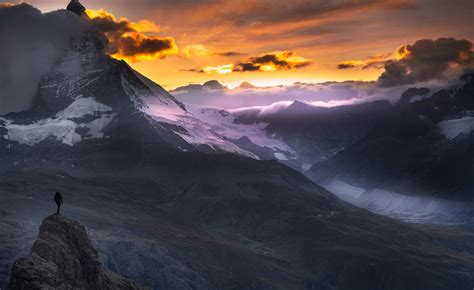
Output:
[178, 99, 396, 171]
[181, 78, 474, 224]
[0, 33, 262, 161]
[1, 11, 474, 290]
[308, 75, 474, 210]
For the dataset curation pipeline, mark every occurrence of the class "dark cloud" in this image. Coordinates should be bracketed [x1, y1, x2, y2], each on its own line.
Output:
[181, 68, 205, 73]
[85, 9, 177, 61]
[378, 38, 474, 87]
[338, 63, 358, 69]
[186, 51, 312, 74]
[0, 3, 85, 114]
[337, 53, 392, 70]
[118, 35, 175, 58]
[236, 51, 311, 72]
[214, 51, 245, 57]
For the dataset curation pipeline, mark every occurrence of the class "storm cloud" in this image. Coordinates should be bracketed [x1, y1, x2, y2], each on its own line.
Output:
[86, 9, 178, 61]
[378, 38, 473, 87]
[0, 3, 85, 115]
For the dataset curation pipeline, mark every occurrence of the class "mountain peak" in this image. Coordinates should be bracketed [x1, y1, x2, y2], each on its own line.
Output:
[9, 215, 148, 289]
[286, 100, 313, 111]
[238, 81, 258, 89]
[67, 0, 86, 16]
[203, 80, 227, 91]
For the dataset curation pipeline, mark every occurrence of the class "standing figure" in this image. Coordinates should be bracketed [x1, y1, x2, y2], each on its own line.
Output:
[54, 192, 63, 215]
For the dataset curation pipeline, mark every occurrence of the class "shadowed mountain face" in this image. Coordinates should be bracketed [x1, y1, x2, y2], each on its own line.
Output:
[209, 76, 474, 202]
[9, 215, 148, 289]
[184, 79, 473, 223]
[309, 76, 474, 201]
[0, 24, 474, 290]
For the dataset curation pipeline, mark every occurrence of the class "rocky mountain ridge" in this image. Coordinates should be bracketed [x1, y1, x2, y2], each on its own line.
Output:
[9, 215, 148, 289]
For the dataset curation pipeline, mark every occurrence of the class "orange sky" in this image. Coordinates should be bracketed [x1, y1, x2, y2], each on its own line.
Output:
[4, 0, 473, 89]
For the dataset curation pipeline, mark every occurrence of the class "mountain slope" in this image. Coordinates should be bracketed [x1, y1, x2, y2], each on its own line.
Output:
[0, 33, 256, 160]
[1, 156, 474, 289]
[309, 75, 474, 201]
[0, 26, 474, 290]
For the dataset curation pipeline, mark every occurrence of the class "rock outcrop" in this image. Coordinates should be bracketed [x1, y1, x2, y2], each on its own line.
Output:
[66, 0, 86, 16]
[8, 215, 148, 290]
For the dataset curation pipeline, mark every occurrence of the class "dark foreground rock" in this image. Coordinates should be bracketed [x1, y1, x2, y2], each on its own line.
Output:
[8, 215, 148, 290]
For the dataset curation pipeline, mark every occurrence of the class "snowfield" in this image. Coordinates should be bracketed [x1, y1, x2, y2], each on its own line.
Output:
[187, 105, 294, 155]
[121, 70, 260, 158]
[439, 116, 474, 139]
[325, 180, 473, 225]
[2, 97, 114, 146]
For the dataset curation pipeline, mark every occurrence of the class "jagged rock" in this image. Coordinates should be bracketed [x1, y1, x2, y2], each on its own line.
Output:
[8, 215, 149, 290]
[66, 0, 86, 16]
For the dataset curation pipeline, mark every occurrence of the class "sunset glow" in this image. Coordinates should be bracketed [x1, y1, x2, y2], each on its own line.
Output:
[2, 0, 472, 90]
[0, 2, 473, 288]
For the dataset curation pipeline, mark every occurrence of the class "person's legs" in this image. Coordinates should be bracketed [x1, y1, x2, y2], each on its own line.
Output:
[57, 204, 60, 215]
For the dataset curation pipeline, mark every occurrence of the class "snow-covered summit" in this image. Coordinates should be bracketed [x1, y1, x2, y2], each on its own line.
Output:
[0, 32, 273, 159]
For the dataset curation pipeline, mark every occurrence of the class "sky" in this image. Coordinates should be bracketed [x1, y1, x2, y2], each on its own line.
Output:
[2, 0, 472, 90]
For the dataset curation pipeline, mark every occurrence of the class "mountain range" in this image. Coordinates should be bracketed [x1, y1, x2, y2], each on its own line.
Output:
[1, 12, 474, 290]
[181, 76, 474, 224]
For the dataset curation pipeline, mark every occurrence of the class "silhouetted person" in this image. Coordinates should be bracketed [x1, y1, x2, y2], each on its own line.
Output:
[55, 192, 63, 215]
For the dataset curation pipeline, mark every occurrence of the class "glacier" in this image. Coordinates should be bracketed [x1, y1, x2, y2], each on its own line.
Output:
[439, 116, 474, 139]
[187, 105, 294, 155]
[325, 180, 473, 225]
[2, 97, 114, 146]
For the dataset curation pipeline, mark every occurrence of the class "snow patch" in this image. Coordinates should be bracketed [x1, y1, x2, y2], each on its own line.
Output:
[2, 97, 114, 146]
[439, 116, 474, 139]
[187, 105, 294, 155]
[173, 115, 259, 158]
[274, 152, 288, 160]
[301, 163, 313, 171]
[121, 73, 258, 158]
[325, 181, 365, 199]
[6, 119, 81, 146]
[56, 97, 112, 119]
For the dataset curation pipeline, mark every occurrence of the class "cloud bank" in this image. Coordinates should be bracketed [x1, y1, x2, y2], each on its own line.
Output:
[172, 80, 418, 109]
[378, 38, 473, 87]
[0, 3, 85, 115]
[173, 37, 472, 109]
[337, 38, 473, 88]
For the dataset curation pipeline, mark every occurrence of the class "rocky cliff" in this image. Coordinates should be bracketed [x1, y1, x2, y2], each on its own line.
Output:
[8, 215, 148, 290]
